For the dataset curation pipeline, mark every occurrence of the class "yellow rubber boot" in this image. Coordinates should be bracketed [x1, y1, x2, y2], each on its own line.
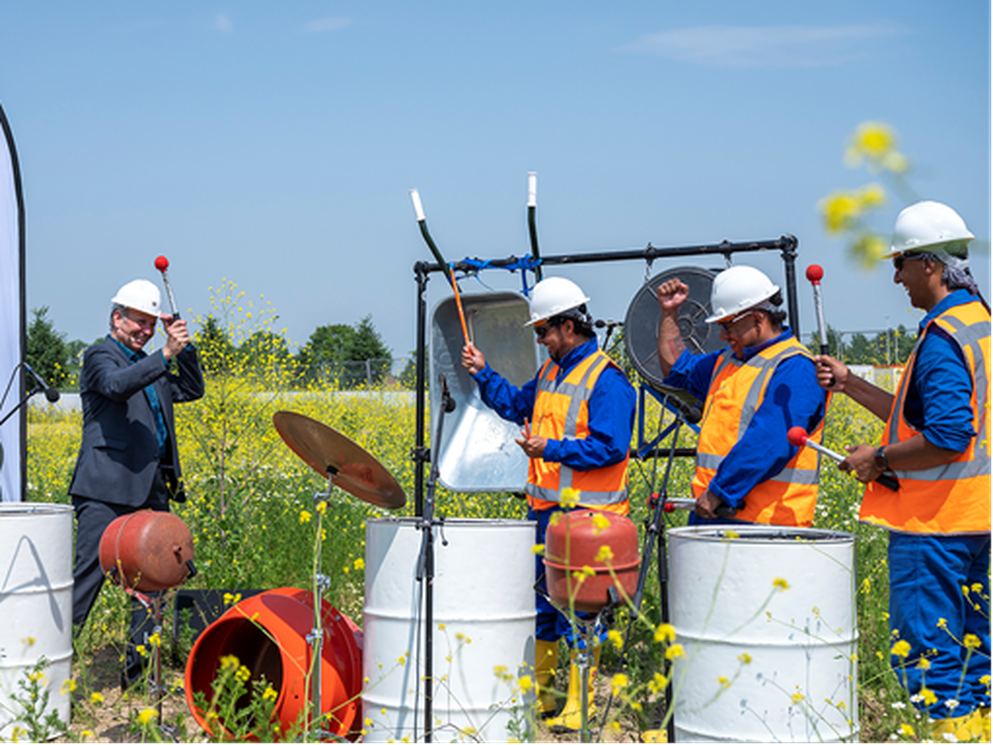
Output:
[547, 645, 601, 733]
[534, 639, 559, 718]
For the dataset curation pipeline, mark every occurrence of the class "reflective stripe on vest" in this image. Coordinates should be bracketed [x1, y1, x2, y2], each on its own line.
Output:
[860, 300, 991, 534]
[692, 336, 825, 527]
[525, 350, 630, 506]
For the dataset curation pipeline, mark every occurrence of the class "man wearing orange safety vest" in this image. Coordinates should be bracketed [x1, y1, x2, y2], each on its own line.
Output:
[655, 265, 828, 526]
[462, 276, 636, 732]
[817, 201, 990, 741]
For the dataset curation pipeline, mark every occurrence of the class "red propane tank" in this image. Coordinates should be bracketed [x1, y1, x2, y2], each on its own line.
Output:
[99, 510, 195, 592]
[543, 510, 640, 613]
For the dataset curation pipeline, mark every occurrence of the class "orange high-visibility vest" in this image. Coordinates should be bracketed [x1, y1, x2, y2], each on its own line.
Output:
[692, 336, 826, 526]
[860, 300, 991, 534]
[526, 349, 630, 510]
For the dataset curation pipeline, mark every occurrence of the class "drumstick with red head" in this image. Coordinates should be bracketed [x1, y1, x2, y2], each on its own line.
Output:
[154, 255, 180, 319]
[787, 426, 899, 491]
[806, 264, 835, 386]
[805, 265, 829, 355]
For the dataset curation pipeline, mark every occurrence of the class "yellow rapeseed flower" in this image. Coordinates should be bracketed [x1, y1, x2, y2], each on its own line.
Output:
[137, 708, 157, 725]
[595, 544, 614, 563]
[844, 121, 907, 173]
[654, 623, 676, 643]
[718, 676, 730, 689]
[891, 640, 911, 658]
[773, 578, 790, 591]
[560, 488, 581, 508]
[819, 191, 862, 234]
[608, 629, 624, 650]
[920, 687, 937, 706]
[792, 692, 805, 705]
[299, 510, 312, 524]
[91, 692, 105, 705]
[665, 644, 685, 661]
[517, 675, 533, 693]
[262, 686, 278, 701]
[611, 673, 629, 695]
[532, 543, 545, 555]
[738, 652, 752, 665]
[648, 672, 668, 694]
[898, 723, 914, 736]
[591, 512, 611, 535]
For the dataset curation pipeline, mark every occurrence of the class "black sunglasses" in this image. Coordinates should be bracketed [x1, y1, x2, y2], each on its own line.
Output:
[893, 254, 925, 271]
[533, 318, 563, 338]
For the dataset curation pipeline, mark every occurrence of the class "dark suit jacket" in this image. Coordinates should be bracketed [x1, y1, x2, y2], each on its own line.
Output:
[68, 336, 205, 507]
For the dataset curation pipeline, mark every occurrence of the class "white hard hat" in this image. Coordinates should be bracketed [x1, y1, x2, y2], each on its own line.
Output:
[111, 279, 162, 317]
[884, 200, 974, 259]
[705, 266, 780, 323]
[525, 276, 591, 326]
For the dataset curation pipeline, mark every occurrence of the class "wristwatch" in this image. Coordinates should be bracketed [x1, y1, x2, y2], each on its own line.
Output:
[874, 446, 889, 471]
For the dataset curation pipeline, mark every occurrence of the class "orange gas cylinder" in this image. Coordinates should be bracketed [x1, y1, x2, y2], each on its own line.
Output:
[99, 510, 195, 592]
[543, 510, 641, 613]
[185, 587, 363, 742]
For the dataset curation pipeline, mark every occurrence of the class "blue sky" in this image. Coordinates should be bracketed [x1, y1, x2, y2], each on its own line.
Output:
[1, 2, 989, 364]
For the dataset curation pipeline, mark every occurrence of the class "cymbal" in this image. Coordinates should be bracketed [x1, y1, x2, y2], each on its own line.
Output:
[273, 411, 406, 510]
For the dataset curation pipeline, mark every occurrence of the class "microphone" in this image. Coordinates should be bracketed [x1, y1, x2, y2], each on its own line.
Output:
[439, 373, 456, 413]
[25, 364, 60, 403]
[594, 319, 623, 329]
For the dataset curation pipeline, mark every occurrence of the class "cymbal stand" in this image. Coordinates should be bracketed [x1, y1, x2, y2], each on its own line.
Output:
[413, 374, 456, 743]
[304, 469, 336, 742]
[122, 588, 171, 734]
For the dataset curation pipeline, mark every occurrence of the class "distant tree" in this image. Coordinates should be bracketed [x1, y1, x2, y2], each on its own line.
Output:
[344, 316, 392, 387]
[892, 324, 917, 364]
[195, 315, 237, 375]
[399, 353, 424, 390]
[240, 330, 292, 371]
[298, 316, 392, 388]
[297, 324, 356, 383]
[25, 307, 72, 388]
[846, 332, 876, 365]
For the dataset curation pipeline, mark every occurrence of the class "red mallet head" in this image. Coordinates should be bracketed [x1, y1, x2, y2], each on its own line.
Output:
[787, 426, 810, 447]
[154, 255, 170, 272]
[805, 264, 824, 284]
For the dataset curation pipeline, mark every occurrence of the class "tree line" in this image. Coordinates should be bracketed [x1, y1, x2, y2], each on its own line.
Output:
[25, 308, 411, 391]
[25, 306, 916, 393]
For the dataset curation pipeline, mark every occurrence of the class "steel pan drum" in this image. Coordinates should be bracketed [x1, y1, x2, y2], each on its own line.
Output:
[624, 266, 722, 405]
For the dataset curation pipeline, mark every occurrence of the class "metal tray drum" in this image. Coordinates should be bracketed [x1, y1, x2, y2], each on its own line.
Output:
[430, 291, 537, 493]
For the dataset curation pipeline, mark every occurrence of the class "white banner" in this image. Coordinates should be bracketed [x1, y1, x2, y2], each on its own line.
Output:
[0, 105, 25, 502]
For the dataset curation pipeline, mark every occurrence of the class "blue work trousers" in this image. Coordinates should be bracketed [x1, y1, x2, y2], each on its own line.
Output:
[888, 531, 991, 719]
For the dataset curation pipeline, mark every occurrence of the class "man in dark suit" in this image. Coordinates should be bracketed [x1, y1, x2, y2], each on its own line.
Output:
[69, 278, 204, 688]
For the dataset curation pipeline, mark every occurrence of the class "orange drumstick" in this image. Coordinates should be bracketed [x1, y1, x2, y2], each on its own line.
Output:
[450, 266, 470, 345]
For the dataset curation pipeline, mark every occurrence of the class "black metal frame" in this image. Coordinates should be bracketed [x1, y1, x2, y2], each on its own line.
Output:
[410, 233, 801, 741]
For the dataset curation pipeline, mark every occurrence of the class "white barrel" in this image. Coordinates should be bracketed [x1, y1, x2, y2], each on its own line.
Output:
[0, 503, 74, 738]
[363, 517, 536, 742]
[668, 525, 858, 743]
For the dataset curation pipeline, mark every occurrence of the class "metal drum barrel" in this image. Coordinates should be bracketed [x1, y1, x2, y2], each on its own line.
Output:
[362, 517, 536, 742]
[0, 503, 74, 739]
[668, 525, 858, 743]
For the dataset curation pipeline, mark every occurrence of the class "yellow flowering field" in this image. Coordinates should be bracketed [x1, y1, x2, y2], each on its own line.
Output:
[18, 297, 985, 743]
